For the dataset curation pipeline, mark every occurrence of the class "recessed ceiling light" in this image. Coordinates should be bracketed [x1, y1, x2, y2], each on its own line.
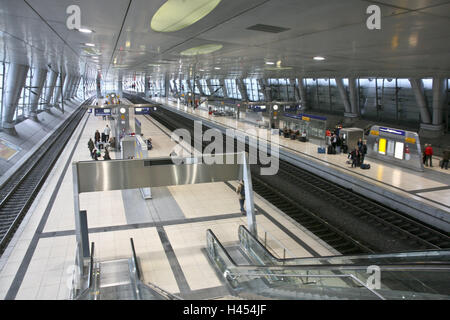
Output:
[79, 28, 93, 33]
[180, 44, 223, 56]
[214, 67, 221, 70]
[313, 56, 326, 61]
[85, 43, 95, 47]
[265, 62, 275, 65]
[125, 41, 131, 48]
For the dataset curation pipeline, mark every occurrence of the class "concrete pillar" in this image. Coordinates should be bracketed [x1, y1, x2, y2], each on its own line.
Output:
[53, 72, 66, 108]
[195, 79, 205, 96]
[348, 77, 359, 115]
[63, 75, 72, 100]
[297, 78, 308, 110]
[258, 79, 271, 102]
[144, 74, 150, 97]
[336, 78, 352, 114]
[206, 79, 215, 96]
[29, 68, 48, 120]
[96, 74, 101, 98]
[236, 78, 249, 101]
[289, 78, 301, 103]
[118, 74, 123, 97]
[71, 76, 80, 98]
[432, 77, 446, 126]
[164, 77, 170, 97]
[44, 70, 58, 110]
[219, 78, 228, 98]
[409, 78, 432, 124]
[2, 63, 29, 134]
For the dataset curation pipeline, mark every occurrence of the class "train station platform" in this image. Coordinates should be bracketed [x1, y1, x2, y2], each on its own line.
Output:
[0, 98, 336, 300]
[149, 97, 450, 233]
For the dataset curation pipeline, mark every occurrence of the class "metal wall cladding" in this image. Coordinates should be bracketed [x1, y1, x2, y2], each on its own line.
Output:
[75, 157, 243, 193]
[366, 125, 423, 172]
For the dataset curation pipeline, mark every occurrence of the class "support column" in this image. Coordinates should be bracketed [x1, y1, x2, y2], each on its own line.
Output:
[71, 76, 80, 98]
[297, 78, 308, 110]
[289, 78, 301, 104]
[44, 70, 58, 110]
[219, 78, 228, 98]
[236, 78, 249, 101]
[348, 77, 359, 115]
[144, 74, 150, 97]
[336, 78, 352, 114]
[96, 73, 101, 99]
[2, 63, 29, 134]
[432, 77, 446, 126]
[117, 74, 123, 97]
[164, 76, 170, 98]
[195, 79, 205, 96]
[54, 72, 66, 109]
[63, 75, 72, 101]
[258, 79, 271, 102]
[29, 68, 48, 120]
[206, 79, 215, 96]
[409, 78, 432, 124]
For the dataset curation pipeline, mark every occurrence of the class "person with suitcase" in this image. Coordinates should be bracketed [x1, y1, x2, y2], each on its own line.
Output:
[236, 181, 246, 215]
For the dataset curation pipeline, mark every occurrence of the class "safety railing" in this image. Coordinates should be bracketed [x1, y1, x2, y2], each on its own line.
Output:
[239, 225, 450, 266]
[208, 228, 450, 300]
[72, 242, 96, 300]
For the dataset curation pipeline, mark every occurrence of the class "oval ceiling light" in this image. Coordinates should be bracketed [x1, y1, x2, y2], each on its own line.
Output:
[180, 44, 223, 56]
[151, 0, 222, 32]
[265, 61, 275, 65]
[313, 56, 326, 61]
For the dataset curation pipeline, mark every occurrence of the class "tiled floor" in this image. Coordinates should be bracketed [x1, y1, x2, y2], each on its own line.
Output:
[0, 101, 336, 300]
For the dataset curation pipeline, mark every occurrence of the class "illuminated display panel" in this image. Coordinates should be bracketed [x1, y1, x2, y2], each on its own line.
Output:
[135, 108, 142, 112]
[387, 140, 395, 156]
[394, 142, 404, 160]
[379, 138, 387, 155]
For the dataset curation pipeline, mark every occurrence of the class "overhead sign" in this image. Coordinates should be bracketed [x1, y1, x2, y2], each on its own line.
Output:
[379, 127, 405, 136]
[283, 113, 327, 121]
[94, 108, 111, 116]
[134, 107, 151, 115]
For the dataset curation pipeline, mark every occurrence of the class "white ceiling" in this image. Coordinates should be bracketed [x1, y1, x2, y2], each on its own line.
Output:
[0, 0, 449, 80]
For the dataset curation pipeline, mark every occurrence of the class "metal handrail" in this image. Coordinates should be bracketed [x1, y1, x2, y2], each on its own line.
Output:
[238, 225, 450, 265]
[226, 271, 386, 300]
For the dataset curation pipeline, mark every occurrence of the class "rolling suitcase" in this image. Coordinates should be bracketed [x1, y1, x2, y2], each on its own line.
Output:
[360, 164, 371, 169]
[318, 147, 325, 154]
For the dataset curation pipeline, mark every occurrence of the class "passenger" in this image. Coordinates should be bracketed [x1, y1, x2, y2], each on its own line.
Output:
[349, 149, 358, 168]
[88, 138, 95, 155]
[331, 134, 337, 153]
[104, 125, 111, 142]
[425, 144, 433, 167]
[357, 138, 363, 152]
[236, 181, 246, 215]
[423, 144, 428, 165]
[93, 149, 99, 161]
[103, 148, 111, 161]
[95, 130, 101, 143]
[360, 141, 368, 164]
[441, 149, 449, 170]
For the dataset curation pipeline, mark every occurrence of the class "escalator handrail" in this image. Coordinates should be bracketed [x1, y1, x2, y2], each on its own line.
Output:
[238, 225, 450, 265]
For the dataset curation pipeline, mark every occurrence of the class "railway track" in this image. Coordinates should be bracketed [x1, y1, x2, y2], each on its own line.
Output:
[124, 93, 450, 254]
[0, 97, 94, 254]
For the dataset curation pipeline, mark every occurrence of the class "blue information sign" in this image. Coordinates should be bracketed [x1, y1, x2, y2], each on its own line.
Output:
[94, 108, 112, 116]
[283, 113, 327, 121]
[134, 107, 151, 115]
[379, 127, 405, 136]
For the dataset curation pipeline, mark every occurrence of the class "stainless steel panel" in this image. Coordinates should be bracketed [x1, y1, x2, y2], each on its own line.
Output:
[366, 125, 423, 172]
[75, 155, 243, 193]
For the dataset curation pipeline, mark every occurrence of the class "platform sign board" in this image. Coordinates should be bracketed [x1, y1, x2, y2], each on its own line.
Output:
[94, 108, 111, 116]
[0, 138, 21, 160]
[134, 107, 151, 115]
[367, 125, 423, 171]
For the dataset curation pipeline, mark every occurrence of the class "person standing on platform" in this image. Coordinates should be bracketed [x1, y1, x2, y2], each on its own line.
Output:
[103, 147, 111, 161]
[423, 144, 428, 165]
[104, 125, 111, 143]
[236, 181, 246, 215]
[441, 149, 449, 170]
[88, 138, 94, 157]
[331, 134, 337, 154]
[425, 144, 434, 167]
[360, 141, 368, 164]
[95, 130, 101, 144]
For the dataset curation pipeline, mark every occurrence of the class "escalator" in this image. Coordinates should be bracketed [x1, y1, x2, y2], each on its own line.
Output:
[207, 226, 450, 300]
[72, 239, 181, 300]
